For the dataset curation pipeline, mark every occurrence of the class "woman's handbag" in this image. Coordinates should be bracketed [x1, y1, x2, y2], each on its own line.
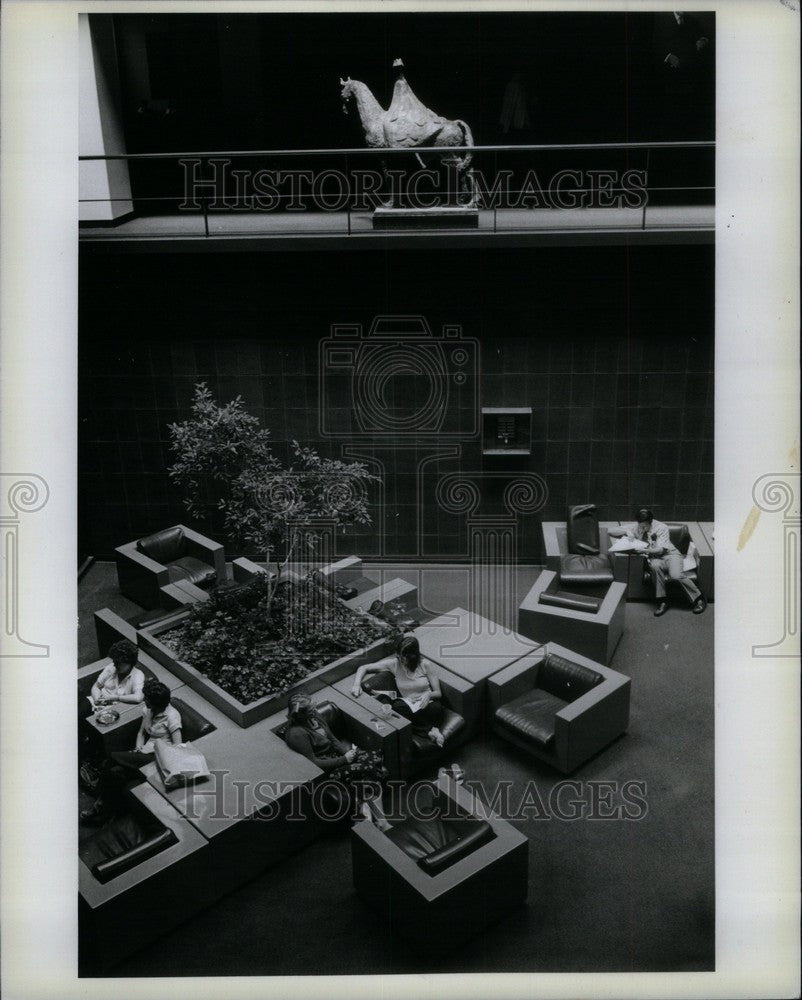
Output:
[154, 739, 211, 790]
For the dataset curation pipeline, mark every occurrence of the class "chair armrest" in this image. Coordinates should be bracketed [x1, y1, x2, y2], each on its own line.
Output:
[540, 522, 567, 572]
[181, 526, 226, 583]
[486, 651, 543, 718]
[554, 670, 631, 773]
[115, 542, 170, 609]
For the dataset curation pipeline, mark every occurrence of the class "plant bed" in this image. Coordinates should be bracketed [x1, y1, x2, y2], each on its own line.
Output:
[137, 573, 396, 728]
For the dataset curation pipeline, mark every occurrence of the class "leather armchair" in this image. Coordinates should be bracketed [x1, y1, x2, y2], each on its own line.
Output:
[560, 504, 614, 586]
[115, 525, 226, 609]
[351, 775, 529, 954]
[488, 643, 631, 773]
[542, 505, 615, 588]
[79, 793, 178, 884]
[361, 668, 466, 773]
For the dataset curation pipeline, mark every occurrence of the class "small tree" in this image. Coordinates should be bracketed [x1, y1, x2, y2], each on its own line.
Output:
[168, 383, 379, 605]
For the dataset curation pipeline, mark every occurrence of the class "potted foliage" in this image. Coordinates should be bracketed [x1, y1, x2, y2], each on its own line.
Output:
[168, 382, 379, 603]
[147, 383, 392, 726]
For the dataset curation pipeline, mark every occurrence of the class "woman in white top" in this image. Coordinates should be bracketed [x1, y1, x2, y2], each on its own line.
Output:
[89, 639, 146, 708]
[81, 679, 183, 824]
[352, 635, 446, 747]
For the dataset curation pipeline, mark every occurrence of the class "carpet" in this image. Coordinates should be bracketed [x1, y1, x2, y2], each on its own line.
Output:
[79, 562, 714, 975]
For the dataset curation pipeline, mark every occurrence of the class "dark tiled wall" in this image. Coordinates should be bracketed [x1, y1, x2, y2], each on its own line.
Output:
[79, 245, 713, 560]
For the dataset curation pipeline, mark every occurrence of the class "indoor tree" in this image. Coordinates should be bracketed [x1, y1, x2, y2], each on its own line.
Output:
[168, 382, 379, 608]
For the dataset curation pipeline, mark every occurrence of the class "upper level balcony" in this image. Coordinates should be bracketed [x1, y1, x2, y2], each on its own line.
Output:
[79, 141, 714, 253]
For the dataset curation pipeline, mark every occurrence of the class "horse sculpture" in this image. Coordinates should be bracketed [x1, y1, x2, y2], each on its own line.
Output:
[340, 59, 477, 208]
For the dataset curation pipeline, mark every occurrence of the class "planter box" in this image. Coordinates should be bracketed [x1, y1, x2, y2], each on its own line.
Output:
[137, 608, 396, 729]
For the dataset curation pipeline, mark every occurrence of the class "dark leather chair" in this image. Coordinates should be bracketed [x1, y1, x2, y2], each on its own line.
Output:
[361, 669, 466, 770]
[351, 777, 529, 953]
[115, 524, 226, 609]
[171, 697, 216, 742]
[386, 804, 493, 876]
[488, 643, 631, 773]
[559, 504, 614, 587]
[79, 795, 178, 884]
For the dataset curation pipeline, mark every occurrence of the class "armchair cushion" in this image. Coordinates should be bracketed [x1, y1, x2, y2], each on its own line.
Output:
[168, 556, 219, 589]
[566, 504, 601, 555]
[494, 688, 566, 748]
[668, 523, 692, 556]
[539, 590, 602, 613]
[560, 553, 614, 586]
[538, 652, 603, 702]
[386, 813, 494, 876]
[171, 697, 216, 742]
[314, 700, 345, 737]
[79, 810, 177, 884]
[137, 526, 185, 565]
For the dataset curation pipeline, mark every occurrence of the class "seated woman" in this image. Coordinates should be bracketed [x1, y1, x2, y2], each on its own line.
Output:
[284, 693, 390, 830]
[81, 679, 183, 824]
[81, 639, 146, 717]
[351, 635, 446, 748]
[78, 639, 147, 765]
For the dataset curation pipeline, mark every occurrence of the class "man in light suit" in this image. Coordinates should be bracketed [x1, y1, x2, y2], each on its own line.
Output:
[610, 507, 706, 617]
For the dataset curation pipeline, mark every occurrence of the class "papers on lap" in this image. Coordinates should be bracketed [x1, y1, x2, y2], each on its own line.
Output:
[608, 537, 649, 553]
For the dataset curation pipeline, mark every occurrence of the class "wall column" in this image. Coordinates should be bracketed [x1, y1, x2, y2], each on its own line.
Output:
[79, 13, 133, 222]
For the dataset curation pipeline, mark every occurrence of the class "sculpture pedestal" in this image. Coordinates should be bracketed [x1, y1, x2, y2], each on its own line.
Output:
[372, 207, 479, 230]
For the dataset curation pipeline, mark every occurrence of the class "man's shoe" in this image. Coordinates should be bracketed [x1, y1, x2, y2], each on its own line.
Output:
[692, 596, 707, 614]
[653, 602, 668, 617]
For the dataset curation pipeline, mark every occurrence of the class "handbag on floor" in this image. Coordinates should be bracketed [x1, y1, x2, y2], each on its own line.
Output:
[154, 739, 210, 790]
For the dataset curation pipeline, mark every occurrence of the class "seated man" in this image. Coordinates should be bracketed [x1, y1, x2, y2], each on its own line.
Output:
[610, 507, 706, 617]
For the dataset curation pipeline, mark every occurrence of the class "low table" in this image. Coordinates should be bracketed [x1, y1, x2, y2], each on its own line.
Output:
[414, 607, 539, 695]
[518, 570, 626, 665]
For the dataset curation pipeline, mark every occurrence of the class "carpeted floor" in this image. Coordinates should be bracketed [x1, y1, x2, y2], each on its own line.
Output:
[79, 561, 714, 975]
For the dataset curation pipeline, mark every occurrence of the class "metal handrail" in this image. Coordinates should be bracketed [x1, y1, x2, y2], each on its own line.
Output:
[79, 140, 714, 161]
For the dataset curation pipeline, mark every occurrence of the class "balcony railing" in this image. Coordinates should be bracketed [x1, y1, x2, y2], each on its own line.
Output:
[79, 140, 714, 242]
